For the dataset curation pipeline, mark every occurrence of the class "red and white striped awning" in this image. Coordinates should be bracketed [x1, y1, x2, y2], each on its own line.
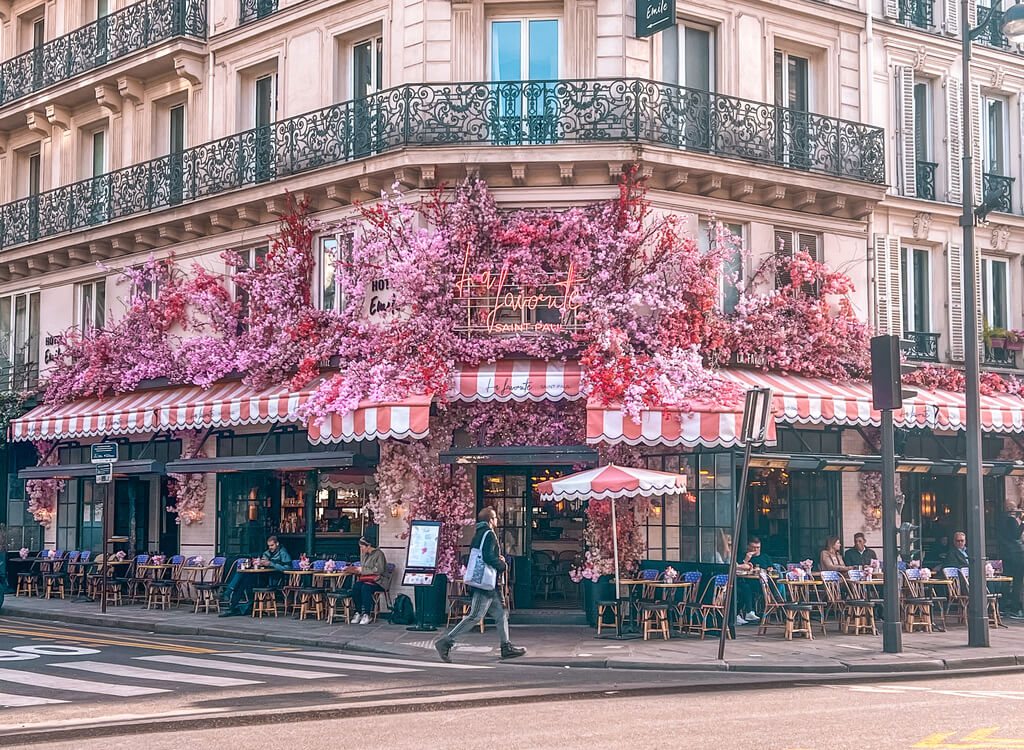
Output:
[448, 359, 582, 402]
[720, 369, 1024, 433]
[586, 400, 753, 447]
[10, 380, 432, 443]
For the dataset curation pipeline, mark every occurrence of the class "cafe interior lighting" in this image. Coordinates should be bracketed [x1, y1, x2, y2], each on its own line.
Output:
[748, 455, 790, 469]
[896, 460, 932, 473]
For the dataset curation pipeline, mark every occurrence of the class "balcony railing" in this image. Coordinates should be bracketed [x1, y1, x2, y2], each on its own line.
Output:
[898, 0, 934, 28]
[916, 160, 937, 201]
[239, 0, 278, 24]
[0, 79, 886, 252]
[903, 331, 940, 362]
[983, 172, 1014, 214]
[984, 345, 1018, 368]
[0, 0, 206, 109]
[977, 6, 1011, 48]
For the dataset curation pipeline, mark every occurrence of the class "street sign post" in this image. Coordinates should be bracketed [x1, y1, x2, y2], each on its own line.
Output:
[95, 462, 112, 484]
[91, 442, 118, 464]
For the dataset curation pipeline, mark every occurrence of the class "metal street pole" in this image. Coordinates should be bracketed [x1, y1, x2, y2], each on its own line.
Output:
[880, 409, 902, 653]
[101, 477, 111, 614]
[718, 438, 753, 661]
[961, 0, 990, 647]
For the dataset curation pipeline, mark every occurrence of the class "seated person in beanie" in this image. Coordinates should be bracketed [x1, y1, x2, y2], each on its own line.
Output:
[220, 535, 292, 617]
[735, 538, 772, 625]
[350, 527, 387, 625]
[843, 533, 878, 568]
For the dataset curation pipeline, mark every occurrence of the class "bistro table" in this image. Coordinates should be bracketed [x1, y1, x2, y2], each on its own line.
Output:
[136, 564, 174, 579]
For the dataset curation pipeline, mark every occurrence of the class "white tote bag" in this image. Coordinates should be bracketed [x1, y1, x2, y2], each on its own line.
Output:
[464, 529, 497, 591]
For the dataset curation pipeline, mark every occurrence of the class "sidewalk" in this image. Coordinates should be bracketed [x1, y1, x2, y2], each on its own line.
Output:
[5, 595, 1024, 674]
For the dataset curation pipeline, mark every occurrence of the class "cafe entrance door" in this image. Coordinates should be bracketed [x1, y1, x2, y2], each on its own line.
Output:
[477, 466, 580, 609]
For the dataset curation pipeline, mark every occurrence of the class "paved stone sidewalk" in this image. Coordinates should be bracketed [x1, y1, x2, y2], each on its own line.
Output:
[6, 595, 1024, 674]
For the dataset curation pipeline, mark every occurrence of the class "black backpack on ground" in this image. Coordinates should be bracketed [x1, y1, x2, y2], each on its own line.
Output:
[389, 593, 415, 625]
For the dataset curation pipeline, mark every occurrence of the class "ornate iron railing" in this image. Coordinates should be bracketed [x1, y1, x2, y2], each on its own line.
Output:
[984, 344, 1018, 368]
[983, 172, 1014, 214]
[903, 331, 940, 362]
[977, 7, 1010, 48]
[899, 0, 934, 28]
[239, 0, 278, 24]
[0, 79, 886, 251]
[0, 0, 206, 109]
[916, 160, 937, 201]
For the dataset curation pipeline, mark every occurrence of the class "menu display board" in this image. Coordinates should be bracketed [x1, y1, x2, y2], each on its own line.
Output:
[405, 520, 442, 571]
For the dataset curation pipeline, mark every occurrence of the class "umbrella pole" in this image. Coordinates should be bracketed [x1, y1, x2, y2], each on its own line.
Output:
[611, 497, 621, 600]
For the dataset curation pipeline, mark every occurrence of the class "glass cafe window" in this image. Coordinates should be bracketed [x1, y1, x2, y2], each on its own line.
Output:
[644, 452, 734, 563]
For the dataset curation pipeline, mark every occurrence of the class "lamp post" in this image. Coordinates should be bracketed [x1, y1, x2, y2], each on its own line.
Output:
[960, 0, 1024, 647]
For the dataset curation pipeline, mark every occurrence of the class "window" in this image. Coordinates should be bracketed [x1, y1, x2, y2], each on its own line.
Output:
[91, 130, 105, 176]
[169, 105, 186, 153]
[233, 246, 269, 328]
[773, 228, 820, 290]
[6, 471, 41, 550]
[254, 74, 276, 128]
[774, 51, 810, 112]
[79, 279, 106, 332]
[168, 104, 186, 203]
[914, 82, 931, 162]
[56, 482, 77, 552]
[662, 22, 714, 91]
[982, 257, 1009, 330]
[0, 291, 40, 390]
[490, 19, 559, 81]
[28, 152, 40, 197]
[352, 37, 383, 98]
[318, 235, 351, 311]
[984, 97, 1009, 176]
[31, 17, 44, 49]
[698, 220, 744, 313]
[644, 453, 733, 563]
[97, 0, 109, 18]
[901, 247, 931, 333]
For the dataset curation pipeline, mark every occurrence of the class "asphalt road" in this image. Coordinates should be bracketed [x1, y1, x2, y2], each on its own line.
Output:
[4, 617, 1024, 749]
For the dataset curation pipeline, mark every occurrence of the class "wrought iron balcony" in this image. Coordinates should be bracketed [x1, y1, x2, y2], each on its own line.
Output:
[240, 0, 278, 24]
[899, 0, 934, 28]
[903, 331, 940, 362]
[916, 160, 937, 201]
[976, 6, 1011, 48]
[984, 345, 1018, 368]
[0, 0, 206, 109]
[0, 79, 885, 252]
[983, 172, 1014, 214]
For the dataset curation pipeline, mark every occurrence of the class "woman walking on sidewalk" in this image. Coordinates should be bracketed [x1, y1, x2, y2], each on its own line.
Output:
[435, 508, 526, 663]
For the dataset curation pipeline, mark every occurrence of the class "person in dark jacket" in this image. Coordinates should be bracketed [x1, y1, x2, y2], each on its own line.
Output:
[996, 504, 1024, 618]
[947, 531, 970, 568]
[435, 507, 526, 663]
[219, 536, 292, 617]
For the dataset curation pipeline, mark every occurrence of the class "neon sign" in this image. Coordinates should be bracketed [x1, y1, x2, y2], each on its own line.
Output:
[454, 246, 585, 335]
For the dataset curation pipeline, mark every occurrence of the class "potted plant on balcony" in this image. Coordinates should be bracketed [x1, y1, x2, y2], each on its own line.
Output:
[1007, 330, 1024, 352]
[984, 326, 1010, 350]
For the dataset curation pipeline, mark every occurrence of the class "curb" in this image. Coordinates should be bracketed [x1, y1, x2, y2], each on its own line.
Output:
[6, 603, 1024, 676]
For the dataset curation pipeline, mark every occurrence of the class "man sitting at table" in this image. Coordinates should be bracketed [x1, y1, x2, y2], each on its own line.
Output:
[219, 536, 292, 617]
[735, 537, 772, 625]
[842, 533, 878, 568]
[947, 531, 970, 568]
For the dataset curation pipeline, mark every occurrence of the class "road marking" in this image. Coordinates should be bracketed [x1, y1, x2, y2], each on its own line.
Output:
[137, 655, 346, 680]
[0, 692, 66, 707]
[216, 652, 414, 674]
[13, 645, 100, 656]
[0, 624, 213, 653]
[290, 651, 491, 670]
[915, 727, 1024, 748]
[0, 668, 168, 697]
[52, 660, 262, 687]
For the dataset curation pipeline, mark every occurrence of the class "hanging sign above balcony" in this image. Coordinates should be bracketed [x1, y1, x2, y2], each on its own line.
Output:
[636, 0, 676, 37]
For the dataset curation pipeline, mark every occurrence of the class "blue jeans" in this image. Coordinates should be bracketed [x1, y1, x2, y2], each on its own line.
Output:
[443, 588, 510, 646]
[352, 580, 384, 615]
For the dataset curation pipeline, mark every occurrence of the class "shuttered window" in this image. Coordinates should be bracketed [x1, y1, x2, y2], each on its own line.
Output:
[774, 228, 820, 292]
[873, 234, 903, 337]
[897, 66, 917, 197]
[946, 76, 963, 203]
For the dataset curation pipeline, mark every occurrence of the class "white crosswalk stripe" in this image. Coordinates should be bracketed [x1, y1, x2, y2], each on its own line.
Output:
[0, 668, 168, 697]
[290, 651, 491, 670]
[52, 661, 262, 687]
[136, 654, 346, 680]
[215, 652, 415, 673]
[0, 692, 67, 707]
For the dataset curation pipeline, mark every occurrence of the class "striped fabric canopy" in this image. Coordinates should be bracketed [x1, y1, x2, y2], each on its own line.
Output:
[448, 359, 582, 402]
[10, 379, 432, 444]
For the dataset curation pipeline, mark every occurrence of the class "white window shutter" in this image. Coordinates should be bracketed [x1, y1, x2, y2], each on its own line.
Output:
[974, 251, 984, 360]
[945, 0, 960, 35]
[874, 235, 904, 336]
[897, 66, 917, 198]
[971, 83, 983, 205]
[797, 232, 819, 262]
[947, 242, 965, 361]
[945, 76, 963, 203]
[884, 0, 900, 18]
[967, 0, 978, 31]
[888, 236, 904, 338]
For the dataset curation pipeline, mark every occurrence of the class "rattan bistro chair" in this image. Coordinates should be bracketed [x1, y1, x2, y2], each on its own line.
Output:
[693, 574, 731, 640]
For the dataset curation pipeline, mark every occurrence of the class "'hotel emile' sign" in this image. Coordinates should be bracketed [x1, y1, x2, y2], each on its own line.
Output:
[636, 0, 676, 37]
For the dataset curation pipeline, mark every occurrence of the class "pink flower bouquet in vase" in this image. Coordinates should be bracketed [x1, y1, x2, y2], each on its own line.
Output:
[799, 559, 813, 573]
[114, 551, 126, 561]
[920, 567, 932, 580]
[18, 548, 28, 560]
[324, 559, 336, 573]
[663, 566, 679, 583]
[985, 563, 995, 578]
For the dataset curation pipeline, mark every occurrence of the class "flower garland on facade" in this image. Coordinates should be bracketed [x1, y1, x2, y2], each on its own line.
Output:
[166, 431, 208, 525]
[858, 471, 904, 531]
[903, 364, 1024, 397]
[26, 442, 62, 527]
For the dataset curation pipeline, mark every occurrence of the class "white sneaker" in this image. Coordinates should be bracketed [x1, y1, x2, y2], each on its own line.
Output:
[360, 613, 371, 625]
[745, 611, 760, 622]
[735, 615, 748, 626]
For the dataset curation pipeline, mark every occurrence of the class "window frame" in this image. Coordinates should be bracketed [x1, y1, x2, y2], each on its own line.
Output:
[488, 17, 562, 82]
[317, 233, 352, 312]
[901, 246, 932, 334]
[351, 35, 384, 99]
[661, 19, 716, 92]
[78, 278, 106, 333]
[698, 219, 744, 313]
[0, 290, 41, 390]
[773, 49, 812, 112]
[983, 96, 1010, 176]
[913, 80, 932, 162]
[982, 256, 1010, 330]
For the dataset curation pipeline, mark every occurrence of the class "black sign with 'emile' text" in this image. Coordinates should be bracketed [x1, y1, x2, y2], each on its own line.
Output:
[636, 0, 676, 37]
